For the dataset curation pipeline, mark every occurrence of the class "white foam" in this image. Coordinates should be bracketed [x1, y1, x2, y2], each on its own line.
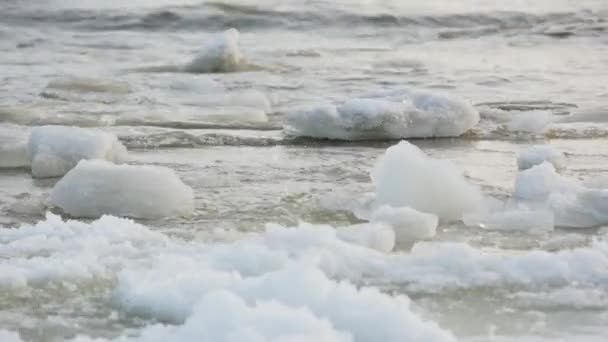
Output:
[507, 110, 552, 134]
[285, 91, 479, 140]
[183, 29, 245, 73]
[49, 160, 194, 219]
[28, 126, 127, 178]
[517, 145, 566, 170]
[371, 141, 483, 221]
[370, 205, 438, 243]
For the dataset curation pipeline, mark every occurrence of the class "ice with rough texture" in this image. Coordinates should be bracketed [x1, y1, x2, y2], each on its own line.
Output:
[6, 214, 608, 342]
[0, 213, 169, 288]
[370, 205, 438, 243]
[5, 215, 608, 295]
[372, 141, 483, 221]
[1, 216, 452, 342]
[183, 29, 245, 73]
[517, 145, 566, 170]
[49, 160, 194, 219]
[109, 261, 455, 342]
[28, 126, 127, 178]
[285, 91, 479, 140]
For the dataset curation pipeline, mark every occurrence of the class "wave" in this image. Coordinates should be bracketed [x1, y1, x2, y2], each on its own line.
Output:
[4, 4, 606, 39]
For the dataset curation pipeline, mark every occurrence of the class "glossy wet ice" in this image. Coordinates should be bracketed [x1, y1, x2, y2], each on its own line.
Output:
[1, 1, 608, 341]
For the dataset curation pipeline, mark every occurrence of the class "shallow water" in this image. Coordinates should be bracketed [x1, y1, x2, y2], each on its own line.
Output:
[1, 1, 608, 341]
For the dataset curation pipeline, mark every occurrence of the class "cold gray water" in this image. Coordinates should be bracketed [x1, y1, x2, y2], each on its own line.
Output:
[1, 1, 608, 341]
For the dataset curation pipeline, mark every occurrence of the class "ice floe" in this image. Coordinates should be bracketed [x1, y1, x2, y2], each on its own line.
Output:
[371, 141, 483, 221]
[28, 126, 127, 178]
[285, 91, 479, 140]
[49, 160, 194, 219]
[183, 29, 245, 73]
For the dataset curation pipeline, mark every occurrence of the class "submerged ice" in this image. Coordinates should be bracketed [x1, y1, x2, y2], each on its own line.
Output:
[285, 91, 479, 140]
